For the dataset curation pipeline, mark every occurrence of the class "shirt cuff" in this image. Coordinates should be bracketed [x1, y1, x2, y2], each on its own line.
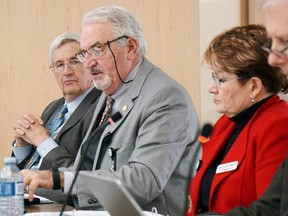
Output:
[63, 171, 77, 195]
[12, 140, 33, 163]
[37, 138, 58, 158]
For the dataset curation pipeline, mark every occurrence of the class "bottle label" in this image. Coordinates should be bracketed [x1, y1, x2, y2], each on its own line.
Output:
[0, 181, 23, 196]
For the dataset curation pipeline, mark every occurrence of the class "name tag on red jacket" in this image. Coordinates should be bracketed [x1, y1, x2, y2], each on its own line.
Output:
[216, 161, 238, 174]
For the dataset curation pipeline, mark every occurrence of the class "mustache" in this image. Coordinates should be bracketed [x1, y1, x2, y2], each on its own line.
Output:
[90, 67, 103, 74]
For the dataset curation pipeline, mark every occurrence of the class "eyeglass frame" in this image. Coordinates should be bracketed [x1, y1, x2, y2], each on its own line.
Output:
[75, 35, 129, 62]
[261, 40, 288, 59]
[211, 73, 241, 87]
[49, 58, 83, 73]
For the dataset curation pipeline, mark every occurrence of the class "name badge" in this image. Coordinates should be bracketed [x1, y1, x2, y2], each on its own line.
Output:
[216, 161, 238, 174]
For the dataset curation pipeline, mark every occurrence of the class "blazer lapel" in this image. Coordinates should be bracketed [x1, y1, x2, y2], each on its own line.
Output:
[201, 123, 235, 169]
[101, 58, 153, 137]
[55, 88, 101, 141]
[209, 125, 249, 202]
[42, 99, 65, 125]
[91, 58, 154, 169]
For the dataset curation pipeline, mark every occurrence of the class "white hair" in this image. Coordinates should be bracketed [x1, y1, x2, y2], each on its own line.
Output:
[81, 5, 147, 58]
[49, 32, 80, 64]
[259, 0, 288, 9]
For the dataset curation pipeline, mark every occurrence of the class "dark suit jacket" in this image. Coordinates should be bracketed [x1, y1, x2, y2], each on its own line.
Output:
[225, 155, 288, 216]
[190, 95, 288, 215]
[16, 87, 101, 170]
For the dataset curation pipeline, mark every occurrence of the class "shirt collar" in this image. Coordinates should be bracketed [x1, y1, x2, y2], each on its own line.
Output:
[65, 87, 94, 115]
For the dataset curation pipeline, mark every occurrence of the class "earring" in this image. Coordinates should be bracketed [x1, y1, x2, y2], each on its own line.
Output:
[251, 98, 256, 103]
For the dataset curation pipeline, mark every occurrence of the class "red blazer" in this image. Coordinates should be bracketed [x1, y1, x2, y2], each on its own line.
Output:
[188, 95, 288, 215]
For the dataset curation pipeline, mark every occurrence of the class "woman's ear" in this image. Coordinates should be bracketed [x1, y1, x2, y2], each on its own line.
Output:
[249, 77, 263, 99]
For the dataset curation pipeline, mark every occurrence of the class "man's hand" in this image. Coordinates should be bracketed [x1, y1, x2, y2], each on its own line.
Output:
[13, 114, 49, 146]
[13, 136, 29, 147]
[21, 169, 54, 201]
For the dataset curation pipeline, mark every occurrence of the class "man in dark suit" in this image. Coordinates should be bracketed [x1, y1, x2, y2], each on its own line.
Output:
[12, 32, 101, 170]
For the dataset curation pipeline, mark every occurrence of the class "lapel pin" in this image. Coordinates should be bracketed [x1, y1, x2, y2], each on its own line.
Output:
[122, 105, 128, 112]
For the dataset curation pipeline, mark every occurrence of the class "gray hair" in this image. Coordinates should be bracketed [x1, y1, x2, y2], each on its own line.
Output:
[81, 5, 146, 58]
[49, 32, 80, 64]
[259, 0, 288, 8]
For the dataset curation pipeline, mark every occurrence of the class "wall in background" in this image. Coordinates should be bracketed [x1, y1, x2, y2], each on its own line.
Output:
[0, 0, 200, 166]
[248, 0, 265, 24]
[199, 0, 244, 125]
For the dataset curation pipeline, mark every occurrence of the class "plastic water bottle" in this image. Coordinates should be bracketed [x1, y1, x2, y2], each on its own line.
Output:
[0, 157, 24, 216]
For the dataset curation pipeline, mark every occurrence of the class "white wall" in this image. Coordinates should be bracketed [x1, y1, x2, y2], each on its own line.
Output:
[200, 0, 242, 125]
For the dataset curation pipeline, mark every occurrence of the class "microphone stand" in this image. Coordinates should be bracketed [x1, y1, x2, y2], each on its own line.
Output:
[183, 123, 213, 216]
[59, 112, 122, 216]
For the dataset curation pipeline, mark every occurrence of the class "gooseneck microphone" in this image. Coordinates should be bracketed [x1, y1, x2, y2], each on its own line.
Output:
[183, 123, 213, 216]
[59, 112, 122, 216]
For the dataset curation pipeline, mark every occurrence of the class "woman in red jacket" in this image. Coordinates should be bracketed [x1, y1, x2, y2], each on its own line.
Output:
[188, 24, 288, 215]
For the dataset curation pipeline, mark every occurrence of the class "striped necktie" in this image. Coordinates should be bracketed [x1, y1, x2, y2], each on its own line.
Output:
[99, 96, 114, 126]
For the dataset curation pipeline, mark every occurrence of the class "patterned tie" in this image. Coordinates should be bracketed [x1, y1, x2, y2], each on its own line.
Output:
[26, 104, 68, 169]
[47, 104, 68, 138]
[99, 96, 114, 126]
[25, 150, 40, 169]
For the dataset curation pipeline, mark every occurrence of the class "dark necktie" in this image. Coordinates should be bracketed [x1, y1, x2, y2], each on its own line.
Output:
[25, 104, 68, 169]
[99, 96, 114, 125]
[80, 96, 114, 170]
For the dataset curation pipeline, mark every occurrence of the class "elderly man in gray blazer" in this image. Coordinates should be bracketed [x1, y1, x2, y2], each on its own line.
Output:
[22, 6, 200, 216]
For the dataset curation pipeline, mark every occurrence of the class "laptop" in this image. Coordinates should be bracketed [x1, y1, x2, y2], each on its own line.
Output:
[80, 172, 159, 216]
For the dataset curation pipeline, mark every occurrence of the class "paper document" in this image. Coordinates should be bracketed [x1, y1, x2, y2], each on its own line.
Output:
[24, 210, 162, 216]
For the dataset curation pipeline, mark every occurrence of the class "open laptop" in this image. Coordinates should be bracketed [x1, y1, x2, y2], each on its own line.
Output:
[80, 172, 159, 216]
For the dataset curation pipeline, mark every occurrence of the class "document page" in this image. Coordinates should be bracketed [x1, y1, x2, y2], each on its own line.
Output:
[24, 210, 163, 216]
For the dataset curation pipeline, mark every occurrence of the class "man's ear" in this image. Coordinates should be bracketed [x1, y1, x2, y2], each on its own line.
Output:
[127, 38, 138, 59]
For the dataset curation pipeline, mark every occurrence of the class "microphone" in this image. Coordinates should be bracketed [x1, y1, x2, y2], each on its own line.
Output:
[59, 112, 122, 216]
[198, 123, 213, 143]
[196, 123, 213, 172]
[183, 123, 213, 216]
[99, 111, 122, 128]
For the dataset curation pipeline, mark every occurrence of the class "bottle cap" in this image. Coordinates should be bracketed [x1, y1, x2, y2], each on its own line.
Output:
[4, 157, 17, 164]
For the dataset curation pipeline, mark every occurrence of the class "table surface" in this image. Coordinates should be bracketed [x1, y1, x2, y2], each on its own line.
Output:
[25, 203, 74, 213]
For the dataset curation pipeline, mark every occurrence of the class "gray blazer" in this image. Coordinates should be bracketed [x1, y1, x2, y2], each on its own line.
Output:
[73, 58, 200, 216]
[17, 87, 101, 170]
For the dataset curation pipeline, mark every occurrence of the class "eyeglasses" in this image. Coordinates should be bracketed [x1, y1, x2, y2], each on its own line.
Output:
[261, 40, 288, 59]
[75, 35, 129, 62]
[212, 73, 239, 87]
[50, 59, 83, 73]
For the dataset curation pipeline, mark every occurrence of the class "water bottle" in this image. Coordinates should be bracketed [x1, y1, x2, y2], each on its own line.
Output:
[0, 157, 24, 216]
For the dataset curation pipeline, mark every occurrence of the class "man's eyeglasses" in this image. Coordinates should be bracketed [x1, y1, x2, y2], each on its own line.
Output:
[261, 40, 288, 59]
[212, 73, 239, 87]
[75, 35, 129, 62]
[50, 59, 83, 73]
